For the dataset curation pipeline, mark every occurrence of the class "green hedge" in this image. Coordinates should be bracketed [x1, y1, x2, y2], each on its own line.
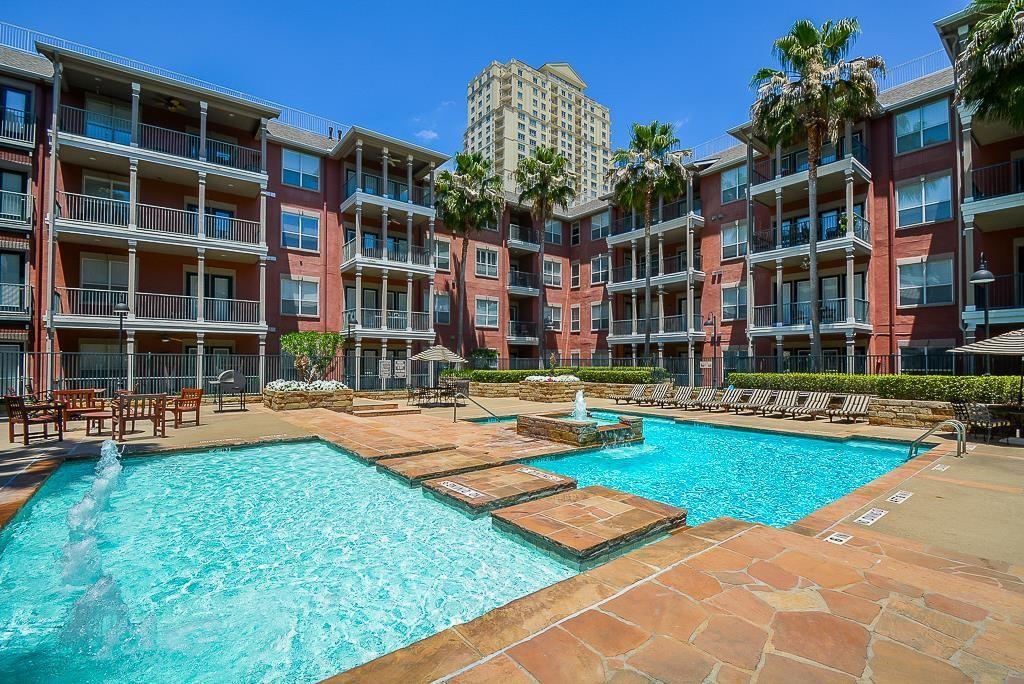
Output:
[441, 366, 668, 384]
[726, 372, 1019, 403]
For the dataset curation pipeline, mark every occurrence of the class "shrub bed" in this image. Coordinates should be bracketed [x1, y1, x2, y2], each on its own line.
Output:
[444, 366, 667, 384]
[726, 372, 1018, 403]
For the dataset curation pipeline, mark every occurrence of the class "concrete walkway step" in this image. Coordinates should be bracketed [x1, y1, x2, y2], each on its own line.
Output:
[349, 406, 421, 417]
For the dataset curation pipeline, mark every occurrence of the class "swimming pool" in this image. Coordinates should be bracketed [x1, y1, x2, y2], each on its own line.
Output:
[528, 411, 913, 527]
[0, 441, 574, 683]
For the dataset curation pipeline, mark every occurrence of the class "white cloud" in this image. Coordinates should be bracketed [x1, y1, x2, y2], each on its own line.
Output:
[415, 129, 439, 141]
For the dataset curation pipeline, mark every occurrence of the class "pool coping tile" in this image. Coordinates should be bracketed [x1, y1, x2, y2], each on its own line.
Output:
[421, 464, 577, 513]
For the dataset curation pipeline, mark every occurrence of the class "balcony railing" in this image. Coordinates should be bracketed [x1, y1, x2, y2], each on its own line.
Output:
[0, 283, 31, 315]
[136, 203, 196, 237]
[203, 297, 259, 324]
[750, 213, 870, 253]
[55, 287, 258, 323]
[662, 252, 702, 275]
[205, 214, 261, 245]
[0, 189, 32, 225]
[977, 274, 1024, 310]
[508, 271, 540, 289]
[55, 288, 128, 317]
[341, 238, 431, 266]
[135, 293, 196, 320]
[751, 138, 870, 185]
[753, 298, 870, 327]
[0, 106, 34, 144]
[508, 321, 538, 338]
[661, 313, 704, 334]
[972, 160, 1024, 201]
[508, 224, 539, 246]
[609, 198, 703, 237]
[346, 307, 432, 331]
[59, 105, 262, 173]
[57, 191, 129, 226]
[344, 173, 432, 207]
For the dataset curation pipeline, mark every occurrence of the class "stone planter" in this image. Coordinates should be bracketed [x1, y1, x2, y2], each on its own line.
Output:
[868, 398, 954, 428]
[518, 381, 584, 403]
[262, 388, 354, 411]
[517, 412, 643, 447]
[469, 382, 520, 398]
[582, 382, 638, 399]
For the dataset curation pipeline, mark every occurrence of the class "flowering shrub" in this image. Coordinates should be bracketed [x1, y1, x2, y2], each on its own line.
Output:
[265, 379, 349, 392]
[523, 375, 581, 383]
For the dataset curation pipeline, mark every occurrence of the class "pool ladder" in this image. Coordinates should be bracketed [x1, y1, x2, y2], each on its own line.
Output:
[909, 419, 966, 459]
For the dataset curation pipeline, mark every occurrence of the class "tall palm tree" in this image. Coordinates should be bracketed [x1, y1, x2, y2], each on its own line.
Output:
[606, 122, 691, 361]
[954, 0, 1024, 128]
[750, 18, 884, 364]
[513, 147, 577, 368]
[434, 152, 505, 357]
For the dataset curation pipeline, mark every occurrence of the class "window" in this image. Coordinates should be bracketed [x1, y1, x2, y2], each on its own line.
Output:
[281, 210, 319, 251]
[721, 165, 748, 204]
[281, 277, 318, 316]
[434, 293, 451, 324]
[282, 149, 320, 191]
[896, 174, 952, 227]
[590, 255, 609, 284]
[722, 284, 747, 320]
[475, 296, 498, 327]
[721, 221, 748, 260]
[570, 305, 580, 332]
[475, 247, 498, 277]
[544, 304, 562, 331]
[570, 221, 580, 245]
[590, 301, 609, 330]
[590, 211, 610, 240]
[434, 240, 451, 271]
[895, 100, 950, 154]
[544, 219, 563, 245]
[543, 258, 562, 286]
[81, 256, 128, 290]
[898, 258, 953, 306]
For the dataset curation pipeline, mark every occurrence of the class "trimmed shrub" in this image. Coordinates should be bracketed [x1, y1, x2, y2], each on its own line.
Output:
[441, 366, 668, 384]
[726, 372, 1019, 403]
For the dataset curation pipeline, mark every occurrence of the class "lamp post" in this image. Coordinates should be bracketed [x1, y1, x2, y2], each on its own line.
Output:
[703, 313, 718, 386]
[345, 312, 357, 385]
[970, 253, 996, 375]
[113, 300, 130, 390]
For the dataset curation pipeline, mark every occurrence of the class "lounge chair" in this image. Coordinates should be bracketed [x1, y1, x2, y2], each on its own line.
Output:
[703, 387, 746, 411]
[639, 383, 671, 406]
[761, 390, 801, 416]
[663, 386, 693, 408]
[732, 389, 773, 414]
[614, 384, 646, 405]
[679, 386, 715, 409]
[789, 392, 833, 419]
[827, 394, 872, 423]
[965, 403, 1013, 443]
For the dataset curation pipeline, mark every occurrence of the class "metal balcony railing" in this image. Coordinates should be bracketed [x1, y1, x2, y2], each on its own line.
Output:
[203, 297, 259, 323]
[204, 214, 261, 244]
[341, 237, 431, 266]
[0, 189, 32, 224]
[751, 137, 870, 185]
[57, 191, 129, 226]
[59, 105, 262, 173]
[508, 271, 540, 289]
[344, 173, 432, 207]
[134, 293, 196, 320]
[750, 213, 870, 253]
[976, 274, 1024, 310]
[0, 283, 31, 315]
[753, 299, 870, 327]
[972, 160, 1024, 201]
[0, 106, 33, 144]
[55, 287, 128, 316]
[508, 224, 539, 245]
[608, 197, 703, 237]
[136, 203, 197, 237]
[508, 321, 537, 337]
[55, 287, 258, 323]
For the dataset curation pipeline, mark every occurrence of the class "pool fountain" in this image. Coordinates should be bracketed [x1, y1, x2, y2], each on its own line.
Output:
[517, 389, 643, 447]
[571, 389, 588, 421]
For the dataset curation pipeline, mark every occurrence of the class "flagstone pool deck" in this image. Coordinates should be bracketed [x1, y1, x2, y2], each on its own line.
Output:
[2, 397, 1024, 682]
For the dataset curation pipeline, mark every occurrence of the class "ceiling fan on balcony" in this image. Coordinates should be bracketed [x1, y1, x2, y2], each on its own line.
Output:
[155, 96, 188, 114]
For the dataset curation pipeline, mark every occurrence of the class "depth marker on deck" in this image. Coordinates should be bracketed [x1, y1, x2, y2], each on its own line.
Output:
[824, 532, 853, 545]
[854, 508, 888, 526]
[515, 466, 564, 482]
[438, 481, 487, 499]
[886, 490, 914, 504]
[932, 463, 950, 472]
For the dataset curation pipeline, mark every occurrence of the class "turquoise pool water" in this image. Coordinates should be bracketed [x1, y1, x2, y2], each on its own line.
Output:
[0, 441, 574, 683]
[528, 411, 913, 527]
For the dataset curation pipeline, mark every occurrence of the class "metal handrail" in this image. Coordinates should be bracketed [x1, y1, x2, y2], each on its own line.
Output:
[452, 391, 500, 423]
[910, 419, 966, 459]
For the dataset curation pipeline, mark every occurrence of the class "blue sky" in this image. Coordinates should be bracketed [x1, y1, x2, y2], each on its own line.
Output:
[4, 0, 965, 154]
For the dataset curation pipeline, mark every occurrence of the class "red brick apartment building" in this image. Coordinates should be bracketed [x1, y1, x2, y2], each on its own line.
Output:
[0, 4, 1020, 390]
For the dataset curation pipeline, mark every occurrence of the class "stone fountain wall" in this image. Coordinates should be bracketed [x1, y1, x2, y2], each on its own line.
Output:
[517, 412, 643, 447]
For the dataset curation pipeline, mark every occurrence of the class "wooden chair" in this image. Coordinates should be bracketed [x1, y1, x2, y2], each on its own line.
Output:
[4, 395, 64, 445]
[113, 394, 168, 440]
[167, 388, 203, 428]
[52, 389, 107, 425]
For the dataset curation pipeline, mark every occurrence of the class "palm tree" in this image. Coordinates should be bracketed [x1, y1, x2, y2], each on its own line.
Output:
[434, 152, 505, 357]
[606, 122, 691, 361]
[513, 147, 577, 368]
[750, 18, 884, 364]
[954, 0, 1024, 128]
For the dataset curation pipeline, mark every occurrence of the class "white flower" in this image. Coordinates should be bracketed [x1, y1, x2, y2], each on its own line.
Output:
[523, 375, 580, 383]
[265, 380, 349, 392]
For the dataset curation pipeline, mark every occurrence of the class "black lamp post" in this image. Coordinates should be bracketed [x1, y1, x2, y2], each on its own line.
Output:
[113, 300, 130, 390]
[703, 313, 718, 385]
[970, 253, 996, 375]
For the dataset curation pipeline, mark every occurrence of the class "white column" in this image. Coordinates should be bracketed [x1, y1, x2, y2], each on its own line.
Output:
[381, 147, 390, 197]
[657, 286, 665, 334]
[406, 273, 413, 331]
[354, 340, 362, 390]
[126, 332, 136, 390]
[658, 342, 664, 363]
[195, 333, 205, 388]
[775, 188, 783, 245]
[381, 270, 389, 329]
[846, 333, 856, 374]
[355, 202, 363, 257]
[746, 261, 755, 332]
[844, 121, 853, 158]
[961, 113, 974, 200]
[406, 155, 414, 203]
[686, 226, 695, 331]
[429, 163, 435, 205]
[196, 248, 206, 322]
[130, 83, 140, 147]
[687, 343, 695, 384]
[259, 256, 267, 325]
[406, 212, 414, 264]
[258, 335, 266, 389]
[775, 260, 784, 326]
[197, 173, 207, 239]
[844, 169, 855, 237]
[199, 101, 208, 162]
[355, 139, 364, 191]
[381, 340, 388, 391]
[127, 241, 137, 319]
[355, 266, 363, 326]
[845, 248, 856, 323]
[776, 334, 784, 365]
[428, 218, 436, 267]
[774, 143, 783, 179]
[631, 343, 637, 364]
[381, 207, 389, 259]
[657, 234, 664, 275]
[259, 185, 268, 245]
[259, 119, 267, 174]
[427, 276, 436, 335]
[128, 159, 138, 228]
[630, 291, 638, 335]
[630, 240, 638, 280]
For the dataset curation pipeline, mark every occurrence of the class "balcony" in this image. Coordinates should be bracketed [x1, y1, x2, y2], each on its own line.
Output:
[0, 189, 33, 230]
[964, 274, 1024, 327]
[608, 315, 706, 342]
[55, 192, 264, 250]
[965, 160, 1024, 231]
[507, 320, 539, 344]
[750, 298, 870, 335]
[0, 283, 32, 318]
[57, 105, 263, 175]
[340, 238, 433, 274]
[607, 252, 704, 293]
[344, 308, 434, 340]
[0, 106, 34, 147]
[749, 138, 871, 202]
[606, 198, 704, 245]
[343, 173, 432, 208]
[749, 213, 870, 263]
[53, 287, 262, 329]
[751, 138, 869, 185]
[508, 271, 540, 296]
[507, 224, 540, 253]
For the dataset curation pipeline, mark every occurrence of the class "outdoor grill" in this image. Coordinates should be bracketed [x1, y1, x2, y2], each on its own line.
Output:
[209, 369, 247, 412]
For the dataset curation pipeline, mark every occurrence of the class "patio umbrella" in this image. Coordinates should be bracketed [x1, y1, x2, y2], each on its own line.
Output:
[411, 345, 466, 387]
[950, 328, 1024, 406]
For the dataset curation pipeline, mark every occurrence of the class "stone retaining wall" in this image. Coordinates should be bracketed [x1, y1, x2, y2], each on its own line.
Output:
[353, 390, 408, 400]
[262, 388, 354, 411]
[868, 398, 954, 428]
[517, 412, 643, 446]
[582, 382, 636, 399]
[518, 381, 584, 403]
[469, 382, 520, 398]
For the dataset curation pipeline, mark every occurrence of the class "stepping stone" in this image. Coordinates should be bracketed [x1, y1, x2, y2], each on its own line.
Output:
[423, 464, 577, 513]
[377, 451, 507, 484]
[492, 485, 687, 563]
